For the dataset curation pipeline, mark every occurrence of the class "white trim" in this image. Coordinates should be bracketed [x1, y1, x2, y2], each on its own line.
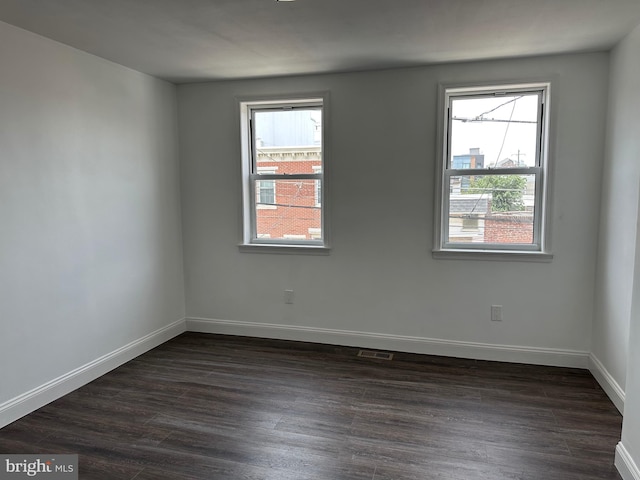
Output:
[433, 249, 553, 262]
[446, 82, 555, 95]
[0, 318, 186, 429]
[589, 353, 625, 414]
[238, 243, 330, 255]
[186, 317, 589, 368]
[616, 442, 640, 480]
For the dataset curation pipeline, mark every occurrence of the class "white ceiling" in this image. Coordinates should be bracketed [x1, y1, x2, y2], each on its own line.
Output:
[1, 0, 639, 83]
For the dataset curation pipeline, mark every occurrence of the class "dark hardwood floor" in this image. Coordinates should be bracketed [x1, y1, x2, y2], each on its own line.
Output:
[0, 333, 623, 480]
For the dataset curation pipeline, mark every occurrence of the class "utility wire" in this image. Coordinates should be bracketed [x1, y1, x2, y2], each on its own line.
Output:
[452, 117, 536, 124]
[475, 96, 522, 120]
[256, 203, 320, 210]
[468, 97, 519, 214]
[493, 97, 518, 166]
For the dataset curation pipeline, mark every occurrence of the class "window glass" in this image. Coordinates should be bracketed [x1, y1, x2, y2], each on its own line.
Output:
[449, 94, 540, 169]
[447, 174, 536, 245]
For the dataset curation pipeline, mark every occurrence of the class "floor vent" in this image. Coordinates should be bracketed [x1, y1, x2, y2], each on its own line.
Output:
[357, 349, 394, 360]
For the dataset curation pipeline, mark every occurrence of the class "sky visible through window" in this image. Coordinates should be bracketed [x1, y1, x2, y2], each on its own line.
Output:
[450, 94, 539, 167]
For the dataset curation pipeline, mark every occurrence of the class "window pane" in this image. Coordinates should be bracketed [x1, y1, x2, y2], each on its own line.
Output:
[255, 179, 321, 241]
[254, 108, 322, 175]
[448, 174, 535, 245]
[450, 94, 539, 169]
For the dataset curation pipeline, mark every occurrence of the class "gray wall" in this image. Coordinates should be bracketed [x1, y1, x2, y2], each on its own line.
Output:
[178, 52, 607, 359]
[593, 21, 640, 401]
[0, 22, 185, 407]
[600, 22, 640, 477]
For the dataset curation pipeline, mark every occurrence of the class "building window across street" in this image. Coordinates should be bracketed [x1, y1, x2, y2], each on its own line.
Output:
[435, 83, 551, 258]
[256, 167, 277, 209]
[240, 96, 326, 249]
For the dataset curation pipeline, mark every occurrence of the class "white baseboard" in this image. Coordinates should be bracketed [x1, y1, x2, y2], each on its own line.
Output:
[589, 353, 625, 414]
[0, 316, 596, 430]
[0, 318, 186, 429]
[186, 317, 590, 368]
[616, 442, 640, 480]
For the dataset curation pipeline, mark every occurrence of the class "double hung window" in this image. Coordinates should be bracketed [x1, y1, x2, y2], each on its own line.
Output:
[435, 83, 551, 258]
[240, 96, 326, 249]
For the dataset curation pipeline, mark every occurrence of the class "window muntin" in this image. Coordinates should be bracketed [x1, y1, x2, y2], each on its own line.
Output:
[241, 98, 325, 247]
[438, 84, 549, 253]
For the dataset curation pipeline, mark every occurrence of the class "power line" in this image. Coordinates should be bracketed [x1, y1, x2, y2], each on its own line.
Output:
[474, 95, 522, 119]
[452, 117, 536, 124]
[452, 95, 535, 124]
[467, 98, 519, 215]
[256, 203, 320, 210]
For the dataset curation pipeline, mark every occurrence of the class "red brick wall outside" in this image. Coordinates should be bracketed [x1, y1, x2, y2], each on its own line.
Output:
[256, 152, 532, 243]
[256, 157, 321, 240]
[484, 213, 534, 244]
[258, 158, 319, 175]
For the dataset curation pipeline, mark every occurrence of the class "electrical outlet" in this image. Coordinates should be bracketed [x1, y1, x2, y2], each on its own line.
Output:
[491, 305, 503, 322]
[284, 289, 294, 304]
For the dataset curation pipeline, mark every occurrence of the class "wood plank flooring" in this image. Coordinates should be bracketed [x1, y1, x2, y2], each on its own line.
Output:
[0, 333, 623, 479]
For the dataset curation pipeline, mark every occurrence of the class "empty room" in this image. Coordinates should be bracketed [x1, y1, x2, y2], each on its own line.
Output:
[1, 1, 640, 479]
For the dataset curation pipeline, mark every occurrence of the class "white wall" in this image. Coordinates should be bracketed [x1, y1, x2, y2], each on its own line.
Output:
[178, 53, 608, 365]
[606, 23, 640, 480]
[592, 22, 640, 406]
[620, 195, 640, 476]
[0, 22, 185, 423]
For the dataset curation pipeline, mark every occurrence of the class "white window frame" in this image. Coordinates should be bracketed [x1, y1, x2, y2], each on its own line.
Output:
[239, 94, 330, 254]
[433, 82, 553, 261]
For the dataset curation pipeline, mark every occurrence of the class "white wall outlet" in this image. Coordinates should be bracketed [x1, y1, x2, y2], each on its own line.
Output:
[284, 289, 294, 304]
[491, 305, 503, 322]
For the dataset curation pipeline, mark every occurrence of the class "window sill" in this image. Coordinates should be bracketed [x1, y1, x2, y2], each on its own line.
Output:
[238, 243, 331, 255]
[432, 249, 553, 262]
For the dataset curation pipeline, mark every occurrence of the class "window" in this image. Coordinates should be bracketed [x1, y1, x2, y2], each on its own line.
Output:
[240, 96, 327, 250]
[434, 83, 551, 258]
[258, 179, 275, 206]
[313, 165, 322, 207]
[256, 167, 277, 209]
